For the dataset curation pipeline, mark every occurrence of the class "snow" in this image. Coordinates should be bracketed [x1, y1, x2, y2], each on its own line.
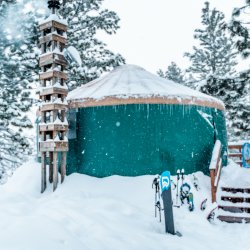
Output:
[67, 65, 225, 109]
[0, 159, 250, 250]
[219, 159, 250, 188]
[65, 46, 82, 66]
[229, 140, 250, 146]
[39, 14, 68, 26]
[209, 140, 221, 170]
[197, 110, 213, 128]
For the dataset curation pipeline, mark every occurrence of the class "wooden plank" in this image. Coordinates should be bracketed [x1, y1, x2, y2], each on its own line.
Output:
[228, 153, 242, 158]
[215, 158, 222, 187]
[53, 152, 58, 191]
[210, 169, 216, 203]
[39, 71, 68, 80]
[39, 53, 67, 67]
[41, 152, 47, 193]
[49, 152, 53, 183]
[39, 33, 67, 45]
[40, 103, 68, 112]
[39, 124, 69, 132]
[61, 152, 66, 183]
[40, 141, 69, 152]
[39, 86, 68, 96]
[218, 215, 250, 223]
[218, 205, 250, 213]
[228, 144, 242, 150]
[68, 96, 225, 111]
[221, 187, 245, 193]
[221, 196, 250, 203]
[39, 20, 67, 32]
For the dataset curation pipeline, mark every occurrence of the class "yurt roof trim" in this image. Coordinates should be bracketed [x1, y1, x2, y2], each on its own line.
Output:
[68, 64, 225, 110]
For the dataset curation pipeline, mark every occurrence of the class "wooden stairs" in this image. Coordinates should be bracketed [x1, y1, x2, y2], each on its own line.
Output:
[217, 187, 250, 223]
[209, 141, 250, 223]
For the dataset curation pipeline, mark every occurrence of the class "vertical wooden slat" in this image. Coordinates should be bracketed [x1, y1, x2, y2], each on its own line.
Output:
[61, 152, 66, 183]
[49, 152, 53, 183]
[41, 152, 47, 193]
[210, 169, 216, 203]
[53, 152, 58, 191]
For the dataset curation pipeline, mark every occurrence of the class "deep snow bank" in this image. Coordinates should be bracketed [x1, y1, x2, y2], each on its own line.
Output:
[0, 159, 249, 250]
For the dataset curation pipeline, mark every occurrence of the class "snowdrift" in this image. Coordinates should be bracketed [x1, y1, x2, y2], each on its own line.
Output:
[0, 159, 249, 250]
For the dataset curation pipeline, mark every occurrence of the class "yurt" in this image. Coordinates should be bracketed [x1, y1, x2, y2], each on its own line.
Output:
[66, 64, 227, 177]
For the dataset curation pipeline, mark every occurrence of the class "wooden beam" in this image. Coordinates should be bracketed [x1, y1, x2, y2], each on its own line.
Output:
[39, 71, 68, 80]
[39, 20, 67, 32]
[210, 169, 216, 203]
[39, 33, 67, 45]
[49, 152, 53, 183]
[53, 152, 58, 191]
[41, 152, 47, 193]
[61, 152, 66, 183]
[68, 95, 225, 111]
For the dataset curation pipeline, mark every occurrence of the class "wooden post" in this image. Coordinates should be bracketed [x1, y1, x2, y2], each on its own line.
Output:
[53, 152, 58, 191]
[49, 152, 53, 183]
[38, 1, 68, 193]
[41, 152, 47, 193]
[210, 169, 216, 203]
[61, 152, 66, 183]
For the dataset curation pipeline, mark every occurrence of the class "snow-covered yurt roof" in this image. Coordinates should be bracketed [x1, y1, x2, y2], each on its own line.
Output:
[68, 64, 225, 110]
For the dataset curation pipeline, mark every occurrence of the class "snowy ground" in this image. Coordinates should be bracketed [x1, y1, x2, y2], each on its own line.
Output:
[0, 159, 250, 250]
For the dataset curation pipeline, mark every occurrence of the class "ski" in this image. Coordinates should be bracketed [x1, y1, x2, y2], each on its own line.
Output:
[200, 198, 207, 211]
[152, 175, 160, 219]
[207, 205, 218, 222]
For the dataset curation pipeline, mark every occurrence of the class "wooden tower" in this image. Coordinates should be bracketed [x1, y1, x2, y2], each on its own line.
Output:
[38, 0, 68, 192]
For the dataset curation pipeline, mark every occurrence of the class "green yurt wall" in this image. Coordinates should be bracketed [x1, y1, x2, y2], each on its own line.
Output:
[66, 65, 228, 177]
[67, 104, 227, 177]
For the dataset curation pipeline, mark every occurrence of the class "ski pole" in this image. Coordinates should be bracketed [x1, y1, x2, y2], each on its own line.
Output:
[176, 169, 180, 206]
[156, 201, 161, 222]
[152, 176, 160, 218]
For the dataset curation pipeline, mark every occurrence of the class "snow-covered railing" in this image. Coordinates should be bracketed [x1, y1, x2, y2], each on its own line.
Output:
[209, 140, 222, 203]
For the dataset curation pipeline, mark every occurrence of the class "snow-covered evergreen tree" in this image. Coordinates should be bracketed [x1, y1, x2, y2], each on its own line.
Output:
[185, 2, 237, 80]
[60, 0, 125, 89]
[229, 1, 250, 140]
[0, 0, 37, 183]
[230, 1, 250, 58]
[200, 75, 249, 140]
[157, 62, 185, 84]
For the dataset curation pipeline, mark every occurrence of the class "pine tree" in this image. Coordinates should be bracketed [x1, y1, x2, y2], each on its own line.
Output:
[230, 1, 250, 58]
[226, 1, 250, 140]
[199, 75, 249, 140]
[185, 2, 237, 80]
[59, 0, 125, 89]
[157, 62, 185, 84]
[0, 0, 36, 183]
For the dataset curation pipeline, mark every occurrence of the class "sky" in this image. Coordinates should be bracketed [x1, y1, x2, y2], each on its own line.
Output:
[99, 0, 247, 73]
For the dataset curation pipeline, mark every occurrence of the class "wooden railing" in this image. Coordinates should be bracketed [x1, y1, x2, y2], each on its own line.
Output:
[209, 140, 222, 203]
[228, 143, 243, 166]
